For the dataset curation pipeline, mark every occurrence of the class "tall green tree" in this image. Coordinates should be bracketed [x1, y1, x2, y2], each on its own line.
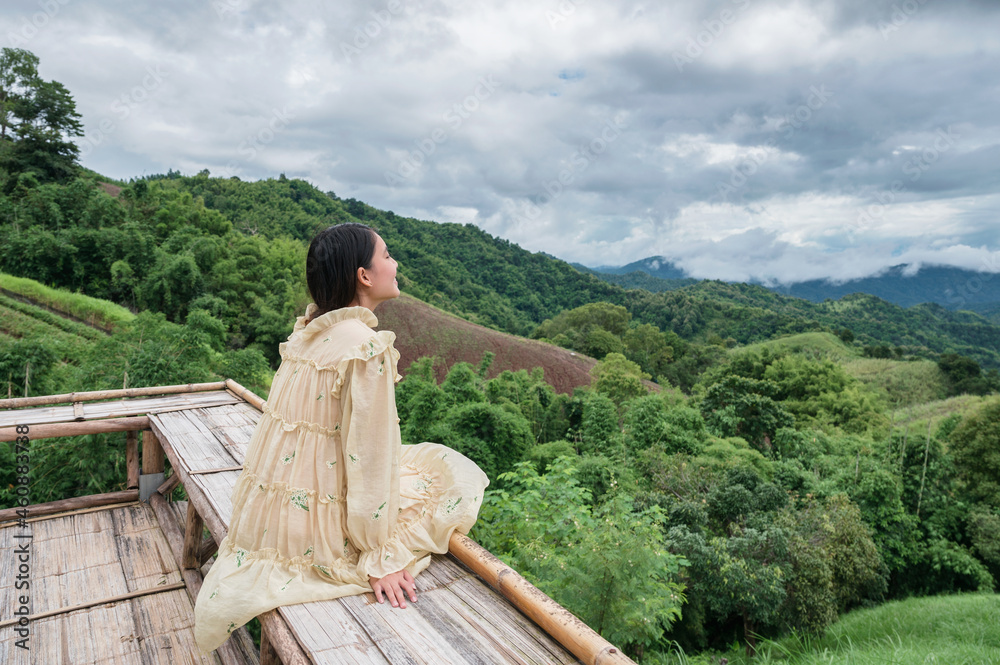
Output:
[0, 48, 83, 184]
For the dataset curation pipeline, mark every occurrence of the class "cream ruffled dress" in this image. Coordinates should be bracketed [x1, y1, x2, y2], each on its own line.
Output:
[194, 304, 490, 654]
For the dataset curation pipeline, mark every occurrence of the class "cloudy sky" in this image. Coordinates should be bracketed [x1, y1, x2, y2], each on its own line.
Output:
[4, 0, 999, 283]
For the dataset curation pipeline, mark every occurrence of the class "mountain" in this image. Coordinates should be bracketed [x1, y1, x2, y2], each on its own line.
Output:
[582, 257, 1000, 311]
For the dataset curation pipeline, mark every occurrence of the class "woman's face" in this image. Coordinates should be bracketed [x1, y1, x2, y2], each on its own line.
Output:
[360, 233, 399, 306]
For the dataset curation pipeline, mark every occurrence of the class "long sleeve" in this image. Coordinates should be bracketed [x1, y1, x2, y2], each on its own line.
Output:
[338, 337, 416, 580]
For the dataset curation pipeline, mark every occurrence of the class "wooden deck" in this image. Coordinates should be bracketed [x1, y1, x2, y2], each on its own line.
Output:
[0, 383, 630, 665]
[0, 499, 257, 665]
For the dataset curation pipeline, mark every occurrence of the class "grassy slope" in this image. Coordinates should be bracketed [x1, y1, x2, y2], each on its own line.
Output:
[0, 271, 134, 331]
[375, 292, 601, 395]
[735, 593, 1000, 665]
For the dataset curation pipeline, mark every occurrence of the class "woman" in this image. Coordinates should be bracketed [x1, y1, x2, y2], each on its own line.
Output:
[194, 222, 490, 654]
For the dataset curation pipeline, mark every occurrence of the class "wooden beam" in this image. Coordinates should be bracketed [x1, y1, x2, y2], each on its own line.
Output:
[0, 415, 149, 442]
[258, 609, 311, 665]
[0, 490, 138, 525]
[0, 582, 187, 629]
[126, 430, 139, 489]
[157, 472, 180, 496]
[142, 427, 164, 475]
[0, 381, 228, 410]
[448, 532, 636, 665]
[183, 502, 206, 569]
[260, 624, 280, 665]
[225, 378, 265, 412]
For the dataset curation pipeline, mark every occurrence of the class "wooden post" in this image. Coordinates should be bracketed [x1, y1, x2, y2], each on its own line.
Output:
[142, 428, 164, 475]
[260, 623, 281, 665]
[126, 430, 139, 489]
[183, 502, 206, 569]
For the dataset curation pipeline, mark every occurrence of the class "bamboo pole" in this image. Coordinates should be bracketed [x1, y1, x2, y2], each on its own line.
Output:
[225, 378, 265, 411]
[126, 430, 140, 489]
[0, 490, 139, 525]
[0, 381, 227, 410]
[0, 583, 187, 629]
[0, 415, 149, 442]
[447, 532, 636, 665]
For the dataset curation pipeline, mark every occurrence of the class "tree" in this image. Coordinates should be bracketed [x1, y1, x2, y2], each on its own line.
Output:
[0, 48, 83, 183]
[590, 352, 650, 406]
[950, 397, 1000, 507]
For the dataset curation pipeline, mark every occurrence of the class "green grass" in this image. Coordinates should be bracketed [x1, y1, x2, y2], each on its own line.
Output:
[735, 332, 858, 361]
[0, 292, 107, 341]
[844, 358, 949, 408]
[0, 303, 96, 358]
[679, 593, 1000, 665]
[0, 271, 135, 330]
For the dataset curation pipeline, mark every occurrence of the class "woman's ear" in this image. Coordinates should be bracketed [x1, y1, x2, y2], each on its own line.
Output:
[356, 266, 372, 287]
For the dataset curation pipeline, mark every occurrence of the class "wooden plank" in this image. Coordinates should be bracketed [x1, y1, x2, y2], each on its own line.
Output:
[443, 577, 581, 665]
[189, 403, 261, 465]
[153, 410, 240, 474]
[0, 390, 239, 427]
[111, 503, 184, 591]
[280, 600, 386, 662]
[0, 381, 227, 411]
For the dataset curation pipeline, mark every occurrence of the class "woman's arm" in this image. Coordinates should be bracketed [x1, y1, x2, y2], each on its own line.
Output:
[338, 339, 416, 584]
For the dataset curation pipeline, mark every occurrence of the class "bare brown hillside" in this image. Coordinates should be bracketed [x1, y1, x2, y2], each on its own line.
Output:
[373, 293, 597, 395]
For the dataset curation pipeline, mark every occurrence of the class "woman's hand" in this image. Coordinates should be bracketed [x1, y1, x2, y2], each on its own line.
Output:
[368, 569, 418, 608]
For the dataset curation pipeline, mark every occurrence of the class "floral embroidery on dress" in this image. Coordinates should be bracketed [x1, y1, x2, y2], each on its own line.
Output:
[316, 392, 324, 400]
[235, 548, 248, 568]
[290, 489, 310, 511]
[444, 497, 463, 514]
[384, 552, 392, 561]
[304, 545, 314, 556]
[326, 460, 337, 468]
[349, 454, 359, 464]
[343, 537, 349, 555]
[313, 564, 332, 577]
[280, 577, 293, 592]
[281, 451, 295, 465]
[227, 621, 236, 634]
[327, 493, 339, 502]
[209, 588, 219, 599]
[366, 340, 375, 358]
[377, 359, 385, 376]
[334, 423, 341, 431]
[258, 483, 266, 492]
[323, 337, 330, 342]
[372, 501, 386, 521]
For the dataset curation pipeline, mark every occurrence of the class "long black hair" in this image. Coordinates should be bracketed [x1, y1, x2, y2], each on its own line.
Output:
[305, 222, 378, 318]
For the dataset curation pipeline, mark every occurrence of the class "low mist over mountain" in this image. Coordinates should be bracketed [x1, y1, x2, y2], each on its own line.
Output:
[584, 258, 1000, 313]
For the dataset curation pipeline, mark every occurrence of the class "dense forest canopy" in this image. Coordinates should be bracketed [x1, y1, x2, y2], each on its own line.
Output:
[2, 52, 999, 663]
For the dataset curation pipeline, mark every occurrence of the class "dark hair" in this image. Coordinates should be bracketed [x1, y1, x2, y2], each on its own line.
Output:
[305, 222, 378, 318]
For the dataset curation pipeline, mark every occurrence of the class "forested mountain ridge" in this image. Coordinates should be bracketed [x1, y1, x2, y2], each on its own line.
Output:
[2, 168, 998, 371]
[585, 255, 1000, 312]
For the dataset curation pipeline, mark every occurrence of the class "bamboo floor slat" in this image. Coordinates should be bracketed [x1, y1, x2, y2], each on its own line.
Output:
[0, 501, 260, 664]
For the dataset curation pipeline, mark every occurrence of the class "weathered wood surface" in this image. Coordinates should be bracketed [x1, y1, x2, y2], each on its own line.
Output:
[0, 500, 258, 664]
[0, 390, 240, 428]
[0, 381, 228, 411]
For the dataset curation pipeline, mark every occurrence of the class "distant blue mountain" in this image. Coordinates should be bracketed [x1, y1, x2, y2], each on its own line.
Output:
[577, 258, 1000, 311]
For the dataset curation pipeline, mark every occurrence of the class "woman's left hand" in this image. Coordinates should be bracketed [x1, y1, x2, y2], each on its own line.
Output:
[368, 569, 418, 608]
